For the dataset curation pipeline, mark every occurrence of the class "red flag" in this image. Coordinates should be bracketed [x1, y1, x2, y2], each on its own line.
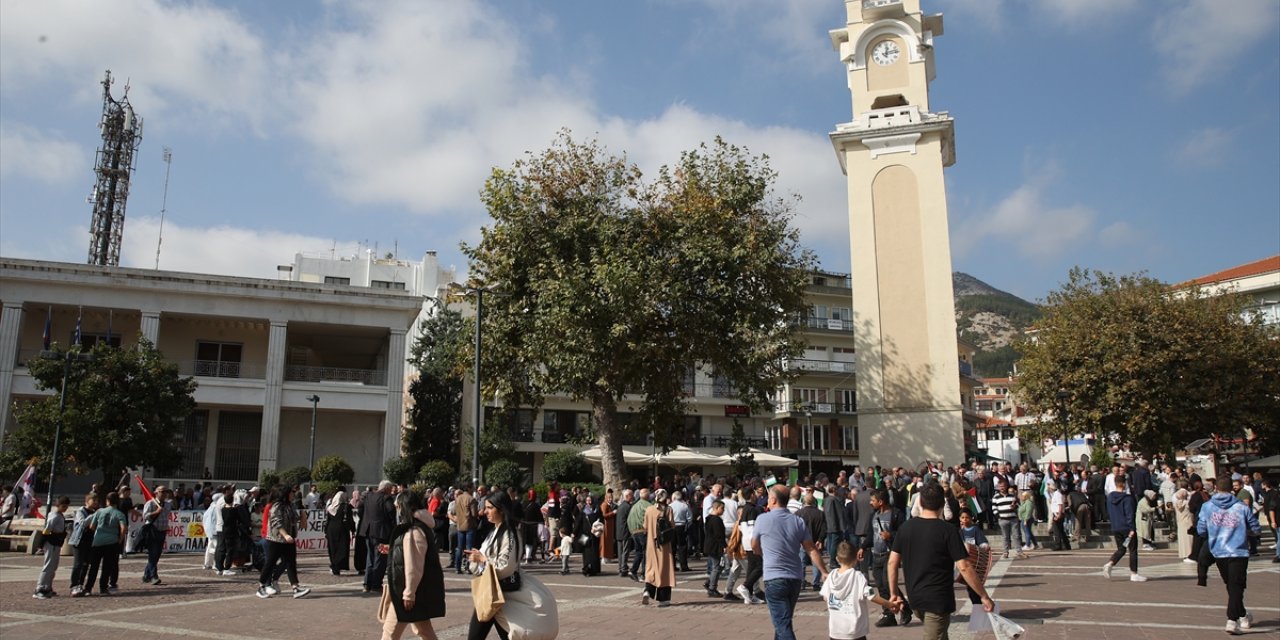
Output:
[136, 475, 154, 503]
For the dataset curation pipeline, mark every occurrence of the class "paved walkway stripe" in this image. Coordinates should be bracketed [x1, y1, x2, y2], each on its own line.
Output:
[995, 597, 1280, 613]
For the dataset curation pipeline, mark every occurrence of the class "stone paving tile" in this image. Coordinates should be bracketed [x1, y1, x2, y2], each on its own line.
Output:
[1, 545, 1277, 639]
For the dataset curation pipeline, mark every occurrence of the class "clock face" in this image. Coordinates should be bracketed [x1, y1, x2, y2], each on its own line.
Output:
[871, 40, 900, 66]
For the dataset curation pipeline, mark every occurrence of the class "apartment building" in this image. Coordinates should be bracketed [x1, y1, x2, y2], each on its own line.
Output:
[0, 257, 422, 484]
[1182, 255, 1280, 326]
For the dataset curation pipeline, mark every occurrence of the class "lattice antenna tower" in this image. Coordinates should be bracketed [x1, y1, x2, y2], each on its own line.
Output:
[87, 70, 143, 266]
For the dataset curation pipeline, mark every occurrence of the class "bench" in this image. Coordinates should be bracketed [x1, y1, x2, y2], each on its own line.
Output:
[0, 517, 45, 553]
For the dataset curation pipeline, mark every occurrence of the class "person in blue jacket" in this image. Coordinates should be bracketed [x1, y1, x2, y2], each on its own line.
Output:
[1197, 477, 1261, 636]
[1101, 475, 1147, 582]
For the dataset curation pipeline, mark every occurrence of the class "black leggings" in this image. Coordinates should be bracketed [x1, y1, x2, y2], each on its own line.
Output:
[260, 540, 298, 586]
[467, 610, 510, 640]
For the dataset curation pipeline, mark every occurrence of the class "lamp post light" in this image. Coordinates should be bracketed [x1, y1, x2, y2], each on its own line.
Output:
[40, 348, 95, 511]
[306, 394, 320, 469]
[471, 288, 483, 487]
[805, 409, 814, 478]
[1056, 389, 1072, 470]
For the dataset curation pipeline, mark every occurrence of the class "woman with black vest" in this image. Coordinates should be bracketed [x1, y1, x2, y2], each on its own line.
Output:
[378, 489, 444, 640]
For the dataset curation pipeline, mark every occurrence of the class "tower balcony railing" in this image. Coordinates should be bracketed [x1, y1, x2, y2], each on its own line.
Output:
[785, 358, 856, 374]
[284, 364, 386, 386]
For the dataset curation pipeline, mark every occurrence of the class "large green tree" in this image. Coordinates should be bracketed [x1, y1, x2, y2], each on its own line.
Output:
[1015, 268, 1280, 457]
[2, 338, 197, 484]
[404, 300, 468, 471]
[462, 132, 815, 492]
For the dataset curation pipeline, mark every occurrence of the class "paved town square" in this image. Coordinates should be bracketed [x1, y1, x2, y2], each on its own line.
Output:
[2, 544, 1277, 640]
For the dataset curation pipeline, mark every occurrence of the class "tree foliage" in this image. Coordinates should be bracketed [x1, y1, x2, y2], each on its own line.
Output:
[312, 455, 355, 485]
[726, 420, 759, 477]
[405, 301, 467, 472]
[484, 459, 525, 490]
[419, 460, 455, 489]
[541, 448, 594, 484]
[1015, 268, 1280, 457]
[462, 131, 814, 493]
[279, 466, 311, 489]
[382, 456, 416, 486]
[1, 338, 196, 483]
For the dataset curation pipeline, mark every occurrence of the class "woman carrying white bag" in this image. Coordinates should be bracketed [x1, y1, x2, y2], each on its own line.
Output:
[467, 490, 559, 640]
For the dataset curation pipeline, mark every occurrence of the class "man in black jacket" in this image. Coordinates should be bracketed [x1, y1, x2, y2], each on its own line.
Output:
[847, 486, 874, 573]
[1087, 466, 1107, 523]
[358, 481, 394, 593]
[797, 493, 826, 590]
[822, 484, 846, 568]
[615, 489, 633, 577]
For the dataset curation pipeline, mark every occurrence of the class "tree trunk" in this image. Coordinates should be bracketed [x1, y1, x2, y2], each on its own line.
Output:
[592, 389, 628, 495]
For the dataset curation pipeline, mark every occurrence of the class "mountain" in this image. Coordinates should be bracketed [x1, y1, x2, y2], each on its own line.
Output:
[953, 272, 1042, 377]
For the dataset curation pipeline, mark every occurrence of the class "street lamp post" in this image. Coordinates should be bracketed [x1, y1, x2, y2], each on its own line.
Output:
[1056, 390, 1072, 470]
[805, 409, 814, 478]
[40, 349, 94, 511]
[471, 288, 483, 487]
[306, 394, 320, 469]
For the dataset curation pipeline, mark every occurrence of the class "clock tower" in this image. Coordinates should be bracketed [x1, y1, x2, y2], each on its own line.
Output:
[829, 0, 964, 466]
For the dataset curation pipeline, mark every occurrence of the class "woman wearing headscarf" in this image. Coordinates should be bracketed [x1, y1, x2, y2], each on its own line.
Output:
[378, 489, 444, 640]
[575, 494, 603, 576]
[351, 489, 367, 576]
[467, 491, 559, 640]
[641, 488, 677, 607]
[326, 486, 356, 575]
[1136, 489, 1160, 551]
[1173, 479, 1195, 561]
[600, 488, 617, 564]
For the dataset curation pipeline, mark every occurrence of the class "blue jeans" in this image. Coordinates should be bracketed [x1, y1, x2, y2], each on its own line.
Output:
[630, 532, 647, 577]
[763, 578, 802, 640]
[825, 532, 844, 568]
[141, 533, 164, 582]
[452, 530, 474, 570]
[706, 553, 723, 591]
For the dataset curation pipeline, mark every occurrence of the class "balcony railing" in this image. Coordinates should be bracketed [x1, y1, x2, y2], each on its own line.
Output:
[773, 401, 857, 415]
[786, 358, 855, 374]
[284, 364, 385, 386]
[793, 316, 853, 332]
[177, 359, 267, 379]
[680, 382, 739, 399]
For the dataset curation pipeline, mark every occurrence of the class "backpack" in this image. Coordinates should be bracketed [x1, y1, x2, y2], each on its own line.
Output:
[654, 509, 676, 546]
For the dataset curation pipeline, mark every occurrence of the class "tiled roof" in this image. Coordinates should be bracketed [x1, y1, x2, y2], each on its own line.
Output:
[1182, 255, 1280, 287]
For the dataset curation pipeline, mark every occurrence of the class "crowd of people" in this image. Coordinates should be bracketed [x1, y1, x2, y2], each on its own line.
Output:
[9, 455, 1275, 639]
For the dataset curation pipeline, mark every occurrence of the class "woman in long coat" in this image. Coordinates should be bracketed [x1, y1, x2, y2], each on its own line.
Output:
[325, 487, 355, 575]
[1173, 480, 1195, 561]
[1136, 490, 1159, 549]
[575, 495, 603, 576]
[379, 489, 444, 640]
[642, 489, 677, 606]
[600, 489, 617, 562]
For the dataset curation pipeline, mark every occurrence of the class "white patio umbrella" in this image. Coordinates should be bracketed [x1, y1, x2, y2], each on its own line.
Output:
[652, 445, 722, 468]
[580, 445, 653, 465]
[717, 448, 799, 467]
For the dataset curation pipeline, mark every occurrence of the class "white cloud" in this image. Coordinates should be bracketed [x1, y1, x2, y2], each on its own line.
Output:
[0, 0, 270, 124]
[1039, 0, 1139, 26]
[0, 124, 86, 184]
[1174, 127, 1235, 167]
[952, 173, 1097, 262]
[1098, 221, 1141, 248]
[120, 217, 345, 279]
[1153, 0, 1279, 93]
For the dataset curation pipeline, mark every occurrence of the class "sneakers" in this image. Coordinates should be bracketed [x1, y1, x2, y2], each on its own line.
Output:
[70, 587, 84, 598]
[1183, 558, 1197, 564]
[748, 593, 763, 605]
[221, 570, 237, 576]
[1141, 544, 1155, 552]
[899, 612, 913, 626]
[256, 586, 271, 599]
[1240, 612, 1253, 630]
[874, 615, 898, 628]
[735, 585, 752, 603]
[1129, 573, 1148, 582]
[292, 586, 310, 599]
[151, 579, 164, 586]
[1101, 562, 1113, 579]
[265, 582, 281, 596]
[656, 601, 670, 608]
[33, 591, 51, 599]
[1225, 619, 1241, 635]
[706, 589, 722, 598]
[641, 590, 651, 606]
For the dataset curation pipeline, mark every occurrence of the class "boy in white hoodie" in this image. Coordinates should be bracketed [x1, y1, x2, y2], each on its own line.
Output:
[821, 541, 898, 640]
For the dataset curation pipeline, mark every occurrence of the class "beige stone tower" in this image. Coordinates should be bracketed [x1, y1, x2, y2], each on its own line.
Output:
[829, 0, 963, 467]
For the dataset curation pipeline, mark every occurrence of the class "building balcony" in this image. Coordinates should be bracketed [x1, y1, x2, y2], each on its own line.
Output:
[792, 316, 853, 332]
[785, 358, 855, 374]
[284, 364, 385, 386]
[773, 401, 857, 417]
[680, 382, 739, 399]
[862, 0, 904, 19]
[178, 359, 267, 379]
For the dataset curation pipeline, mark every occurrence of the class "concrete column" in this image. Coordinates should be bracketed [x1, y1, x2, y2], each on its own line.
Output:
[0, 301, 25, 442]
[382, 328, 408, 464]
[140, 310, 161, 345]
[258, 321, 288, 472]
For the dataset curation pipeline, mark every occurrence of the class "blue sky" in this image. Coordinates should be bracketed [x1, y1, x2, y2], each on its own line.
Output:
[1, 0, 1277, 302]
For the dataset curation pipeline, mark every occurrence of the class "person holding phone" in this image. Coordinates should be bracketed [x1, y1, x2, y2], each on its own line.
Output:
[256, 485, 311, 599]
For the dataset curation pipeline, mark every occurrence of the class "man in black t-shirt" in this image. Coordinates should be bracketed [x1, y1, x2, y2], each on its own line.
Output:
[888, 482, 995, 639]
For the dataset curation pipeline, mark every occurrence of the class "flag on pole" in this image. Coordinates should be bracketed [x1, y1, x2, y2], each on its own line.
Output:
[14, 464, 37, 516]
[41, 307, 52, 350]
[115, 469, 131, 493]
[1043, 461, 1058, 500]
[73, 307, 82, 347]
[105, 309, 114, 347]
[136, 474, 154, 503]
